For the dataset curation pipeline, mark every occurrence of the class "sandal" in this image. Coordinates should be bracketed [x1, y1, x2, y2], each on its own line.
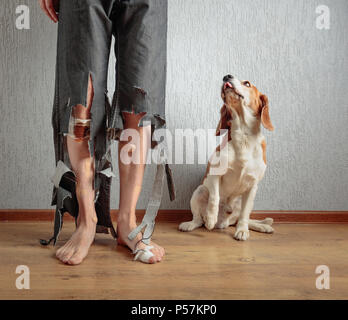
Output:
[132, 242, 155, 264]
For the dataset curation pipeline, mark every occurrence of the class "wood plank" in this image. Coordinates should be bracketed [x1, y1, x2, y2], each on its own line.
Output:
[0, 221, 347, 299]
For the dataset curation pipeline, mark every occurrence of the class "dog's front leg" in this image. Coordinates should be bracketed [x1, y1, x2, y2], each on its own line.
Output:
[204, 175, 220, 230]
[234, 185, 258, 241]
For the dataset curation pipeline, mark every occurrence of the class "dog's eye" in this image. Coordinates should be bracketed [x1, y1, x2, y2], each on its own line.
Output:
[243, 81, 251, 87]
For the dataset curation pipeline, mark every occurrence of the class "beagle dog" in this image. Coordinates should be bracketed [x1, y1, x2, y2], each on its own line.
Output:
[179, 75, 274, 240]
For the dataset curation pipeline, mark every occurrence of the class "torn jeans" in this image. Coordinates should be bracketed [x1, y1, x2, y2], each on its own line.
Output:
[41, 0, 175, 246]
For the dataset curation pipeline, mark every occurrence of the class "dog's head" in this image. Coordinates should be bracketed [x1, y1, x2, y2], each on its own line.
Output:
[216, 74, 274, 135]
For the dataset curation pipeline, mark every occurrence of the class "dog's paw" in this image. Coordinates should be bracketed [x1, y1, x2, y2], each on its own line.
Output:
[258, 224, 274, 233]
[179, 221, 198, 232]
[204, 205, 219, 230]
[215, 220, 230, 229]
[262, 218, 274, 226]
[249, 221, 274, 234]
[204, 216, 217, 230]
[234, 224, 250, 241]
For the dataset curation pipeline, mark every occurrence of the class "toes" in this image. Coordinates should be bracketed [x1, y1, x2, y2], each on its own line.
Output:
[56, 242, 70, 258]
[67, 252, 84, 265]
[253, 224, 274, 233]
[179, 221, 196, 232]
[215, 221, 229, 229]
[234, 229, 250, 241]
[56, 243, 71, 261]
[56, 248, 63, 259]
[61, 250, 76, 263]
[131, 238, 165, 264]
[178, 222, 188, 231]
[264, 225, 274, 233]
[149, 242, 165, 260]
[56, 242, 77, 264]
[263, 218, 274, 225]
[145, 246, 163, 263]
[154, 245, 165, 258]
[204, 217, 217, 230]
[148, 256, 156, 264]
[62, 245, 76, 262]
[151, 248, 162, 263]
[158, 250, 163, 262]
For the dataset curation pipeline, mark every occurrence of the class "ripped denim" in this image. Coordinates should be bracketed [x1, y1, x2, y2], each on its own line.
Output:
[41, 0, 175, 246]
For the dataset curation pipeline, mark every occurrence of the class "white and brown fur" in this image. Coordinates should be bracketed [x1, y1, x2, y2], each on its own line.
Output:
[179, 75, 274, 240]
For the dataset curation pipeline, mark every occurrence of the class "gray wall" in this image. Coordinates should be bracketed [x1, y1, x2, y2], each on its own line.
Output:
[1, 0, 348, 211]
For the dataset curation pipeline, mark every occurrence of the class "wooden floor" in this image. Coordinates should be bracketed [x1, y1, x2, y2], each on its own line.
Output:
[0, 221, 347, 300]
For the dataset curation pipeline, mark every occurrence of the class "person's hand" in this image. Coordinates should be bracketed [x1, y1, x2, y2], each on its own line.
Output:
[39, 0, 59, 23]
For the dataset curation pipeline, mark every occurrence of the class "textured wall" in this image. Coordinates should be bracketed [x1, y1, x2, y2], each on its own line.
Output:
[1, 0, 348, 211]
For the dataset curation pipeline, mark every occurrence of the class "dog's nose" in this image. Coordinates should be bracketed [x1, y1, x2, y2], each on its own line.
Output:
[223, 74, 234, 82]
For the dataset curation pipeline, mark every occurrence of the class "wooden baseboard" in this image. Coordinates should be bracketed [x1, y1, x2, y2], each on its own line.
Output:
[0, 209, 348, 223]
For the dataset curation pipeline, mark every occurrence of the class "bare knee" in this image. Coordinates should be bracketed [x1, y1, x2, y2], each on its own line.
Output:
[122, 110, 147, 129]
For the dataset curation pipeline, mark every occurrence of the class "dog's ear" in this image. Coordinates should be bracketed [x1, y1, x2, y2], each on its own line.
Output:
[260, 94, 274, 131]
[216, 104, 230, 136]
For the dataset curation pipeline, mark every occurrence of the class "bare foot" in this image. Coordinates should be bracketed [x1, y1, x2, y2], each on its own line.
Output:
[56, 214, 97, 265]
[116, 219, 165, 264]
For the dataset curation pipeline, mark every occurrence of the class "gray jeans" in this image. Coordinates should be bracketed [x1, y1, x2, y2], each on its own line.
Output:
[42, 0, 175, 246]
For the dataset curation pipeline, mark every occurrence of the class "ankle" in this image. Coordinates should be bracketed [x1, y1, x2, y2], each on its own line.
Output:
[77, 214, 98, 226]
[117, 213, 137, 227]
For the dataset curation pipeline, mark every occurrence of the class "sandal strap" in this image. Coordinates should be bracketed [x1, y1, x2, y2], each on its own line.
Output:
[127, 163, 166, 245]
[133, 245, 155, 262]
